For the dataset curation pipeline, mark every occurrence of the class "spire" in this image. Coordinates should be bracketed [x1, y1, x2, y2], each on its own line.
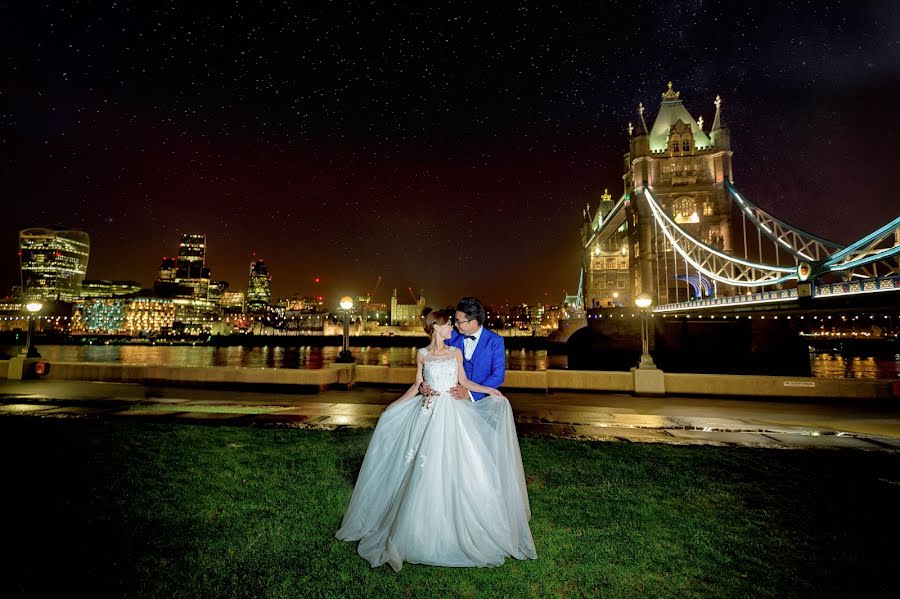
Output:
[711, 94, 724, 131]
[638, 102, 649, 134]
[710, 94, 730, 150]
[601, 188, 612, 203]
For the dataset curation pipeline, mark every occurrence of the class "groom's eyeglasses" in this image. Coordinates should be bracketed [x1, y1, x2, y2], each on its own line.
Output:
[455, 318, 472, 326]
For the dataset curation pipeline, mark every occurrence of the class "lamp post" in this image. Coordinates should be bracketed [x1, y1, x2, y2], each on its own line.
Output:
[23, 301, 43, 358]
[634, 293, 656, 370]
[337, 296, 355, 363]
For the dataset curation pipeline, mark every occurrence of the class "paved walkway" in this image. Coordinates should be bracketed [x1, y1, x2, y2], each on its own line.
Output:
[2, 379, 900, 450]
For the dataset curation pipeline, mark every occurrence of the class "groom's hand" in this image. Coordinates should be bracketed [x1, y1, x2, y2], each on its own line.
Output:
[419, 382, 434, 397]
[448, 385, 469, 401]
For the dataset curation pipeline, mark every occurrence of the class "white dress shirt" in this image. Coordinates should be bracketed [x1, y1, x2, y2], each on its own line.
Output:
[462, 326, 483, 361]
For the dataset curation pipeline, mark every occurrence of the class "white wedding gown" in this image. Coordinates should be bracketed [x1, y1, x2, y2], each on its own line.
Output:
[336, 347, 537, 571]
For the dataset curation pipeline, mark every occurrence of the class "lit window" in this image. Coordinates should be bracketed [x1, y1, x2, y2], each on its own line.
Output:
[673, 197, 699, 224]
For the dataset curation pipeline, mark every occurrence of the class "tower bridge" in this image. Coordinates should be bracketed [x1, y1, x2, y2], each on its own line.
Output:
[579, 82, 900, 315]
[568, 83, 898, 375]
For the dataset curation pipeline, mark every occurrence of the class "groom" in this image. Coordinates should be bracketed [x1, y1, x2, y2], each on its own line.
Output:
[422, 297, 505, 401]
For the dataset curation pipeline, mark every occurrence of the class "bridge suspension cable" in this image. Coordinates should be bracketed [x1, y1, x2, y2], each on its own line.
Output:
[821, 216, 900, 276]
[642, 187, 796, 287]
[725, 182, 845, 262]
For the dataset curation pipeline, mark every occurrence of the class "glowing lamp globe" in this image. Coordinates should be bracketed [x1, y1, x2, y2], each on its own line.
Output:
[26, 302, 43, 313]
[635, 293, 652, 309]
[339, 296, 354, 311]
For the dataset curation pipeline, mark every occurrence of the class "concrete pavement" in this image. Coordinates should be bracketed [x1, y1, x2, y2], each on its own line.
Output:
[2, 379, 900, 451]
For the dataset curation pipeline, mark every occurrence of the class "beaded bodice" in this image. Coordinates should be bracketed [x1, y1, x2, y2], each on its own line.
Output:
[419, 347, 458, 394]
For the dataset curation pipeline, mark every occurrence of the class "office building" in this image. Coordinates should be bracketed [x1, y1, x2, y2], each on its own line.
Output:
[19, 228, 90, 302]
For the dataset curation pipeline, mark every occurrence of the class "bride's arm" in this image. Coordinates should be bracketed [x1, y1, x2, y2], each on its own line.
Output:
[455, 349, 504, 398]
[396, 351, 425, 401]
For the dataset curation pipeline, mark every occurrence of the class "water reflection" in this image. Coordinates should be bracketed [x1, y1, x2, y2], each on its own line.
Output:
[810, 352, 900, 380]
[507, 349, 548, 371]
[36, 344, 553, 371]
[27, 345, 900, 379]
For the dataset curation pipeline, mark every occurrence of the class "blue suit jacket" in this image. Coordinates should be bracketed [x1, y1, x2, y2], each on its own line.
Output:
[446, 328, 505, 400]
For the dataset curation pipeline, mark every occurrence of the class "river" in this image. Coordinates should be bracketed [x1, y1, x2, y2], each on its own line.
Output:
[25, 344, 900, 379]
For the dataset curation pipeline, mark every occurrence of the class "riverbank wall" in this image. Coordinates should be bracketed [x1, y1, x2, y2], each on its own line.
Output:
[3, 359, 895, 400]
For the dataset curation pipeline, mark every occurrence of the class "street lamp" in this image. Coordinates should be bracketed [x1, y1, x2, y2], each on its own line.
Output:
[635, 293, 656, 370]
[337, 296, 354, 363]
[23, 301, 43, 358]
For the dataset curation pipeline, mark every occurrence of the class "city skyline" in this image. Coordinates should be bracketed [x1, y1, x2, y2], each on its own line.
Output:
[5, 2, 900, 306]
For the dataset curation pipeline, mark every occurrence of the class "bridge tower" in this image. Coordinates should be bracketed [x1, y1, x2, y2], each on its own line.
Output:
[626, 82, 734, 303]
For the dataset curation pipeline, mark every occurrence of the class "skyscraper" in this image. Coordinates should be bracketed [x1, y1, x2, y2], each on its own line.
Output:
[19, 228, 91, 302]
[157, 257, 177, 283]
[246, 260, 271, 312]
[174, 234, 210, 299]
[208, 280, 229, 304]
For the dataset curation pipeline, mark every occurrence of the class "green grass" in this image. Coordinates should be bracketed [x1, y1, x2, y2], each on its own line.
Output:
[2, 418, 898, 598]
[133, 404, 282, 414]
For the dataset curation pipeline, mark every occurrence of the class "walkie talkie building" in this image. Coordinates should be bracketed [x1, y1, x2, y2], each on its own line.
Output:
[19, 228, 91, 302]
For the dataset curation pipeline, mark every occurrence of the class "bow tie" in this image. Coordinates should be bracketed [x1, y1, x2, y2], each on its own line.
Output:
[462, 335, 476, 341]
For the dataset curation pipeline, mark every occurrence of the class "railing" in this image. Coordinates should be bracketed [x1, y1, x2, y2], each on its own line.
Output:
[654, 275, 900, 312]
[654, 288, 799, 313]
[815, 275, 900, 297]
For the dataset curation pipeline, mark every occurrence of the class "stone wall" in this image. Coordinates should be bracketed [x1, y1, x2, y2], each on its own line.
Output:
[3, 359, 893, 399]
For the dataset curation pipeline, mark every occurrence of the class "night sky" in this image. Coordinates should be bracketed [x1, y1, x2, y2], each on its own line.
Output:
[4, 1, 900, 308]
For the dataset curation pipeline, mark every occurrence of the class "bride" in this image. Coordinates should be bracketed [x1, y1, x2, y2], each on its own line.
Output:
[335, 309, 537, 571]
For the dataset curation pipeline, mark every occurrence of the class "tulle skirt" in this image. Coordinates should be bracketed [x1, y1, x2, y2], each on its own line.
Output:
[335, 392, 537, 571]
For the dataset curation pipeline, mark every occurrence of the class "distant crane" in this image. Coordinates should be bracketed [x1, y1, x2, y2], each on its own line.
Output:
[362, 275, 382, 322]
[367, 275, 382, 303]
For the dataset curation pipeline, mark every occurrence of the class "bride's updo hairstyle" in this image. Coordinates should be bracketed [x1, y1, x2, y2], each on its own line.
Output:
[423, 309, 452, 336]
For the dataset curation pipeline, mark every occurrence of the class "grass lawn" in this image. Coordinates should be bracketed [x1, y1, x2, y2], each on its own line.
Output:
[1, 418, 898, 598]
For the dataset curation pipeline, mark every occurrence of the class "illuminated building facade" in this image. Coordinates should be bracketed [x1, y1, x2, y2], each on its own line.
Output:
[88, 299, 125, 332]
[220, 291, 245, 314]
[285, 296, 325, 312]
[19, 228, 91, 302]
[80, 280, 141, 298]
[173, 298, 219, 334]
[366, 302, 389, 325]
[246, 260, 271, 312]
[158, 257, 177, 282]
[509, 305, 529, 329]
[283, 310, 328, 331]
[582, 83, 734, 307]
[540, 305, 560, 330]
[581, 192, 631, 308]
[125, 298, 176, 335]
[627, 83, 734, 302]
[390, 288, 426, 326]
[208, 280, 229, 304]
[174, 234, 211, 299]
[153, 257, 182, 297]
[72, 297, 176, 335]
[483, 306, 507, 330]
